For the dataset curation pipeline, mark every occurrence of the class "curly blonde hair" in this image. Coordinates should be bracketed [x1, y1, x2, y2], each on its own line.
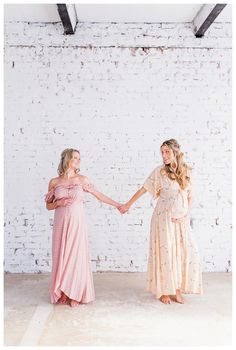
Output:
[160, 139, 191, 190]
[57, 148, 80, 176]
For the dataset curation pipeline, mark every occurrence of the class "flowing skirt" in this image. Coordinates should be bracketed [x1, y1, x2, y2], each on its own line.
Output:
[50, 202, 95, 304]
[146, 209, 203, 298]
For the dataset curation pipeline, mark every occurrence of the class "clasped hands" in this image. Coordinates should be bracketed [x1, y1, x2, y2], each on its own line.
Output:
[117, 203, 130, 214]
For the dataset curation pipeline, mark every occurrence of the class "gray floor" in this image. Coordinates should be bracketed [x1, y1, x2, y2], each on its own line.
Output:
[4, 272, 232, 346]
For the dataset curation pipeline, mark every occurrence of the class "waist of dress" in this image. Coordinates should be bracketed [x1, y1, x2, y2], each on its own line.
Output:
[158, 195, 179, 204]
[156, 192, 186, 210]
[160, 190, 186, 201]
[55, 199, 85, 208]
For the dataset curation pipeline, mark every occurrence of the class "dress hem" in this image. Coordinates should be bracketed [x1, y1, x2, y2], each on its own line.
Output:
[51, 287, 95, 304]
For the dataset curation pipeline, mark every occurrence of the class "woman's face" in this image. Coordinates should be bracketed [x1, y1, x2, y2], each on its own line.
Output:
[69, 151, 80, 171]
[161, 145, 175, 165]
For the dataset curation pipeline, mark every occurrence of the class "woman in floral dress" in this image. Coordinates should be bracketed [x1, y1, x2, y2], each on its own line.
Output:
[119, 139, 203, 304]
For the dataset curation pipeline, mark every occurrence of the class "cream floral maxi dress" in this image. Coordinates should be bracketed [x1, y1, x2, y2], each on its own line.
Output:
[143, 165, 203, 299]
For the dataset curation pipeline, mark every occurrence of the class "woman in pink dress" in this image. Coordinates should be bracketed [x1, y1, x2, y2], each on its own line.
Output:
[45, 148, 121, 307]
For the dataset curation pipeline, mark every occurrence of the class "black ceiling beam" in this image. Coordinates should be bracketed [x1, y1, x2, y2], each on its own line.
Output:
[57, 4, 77, 35]
[194, 4, 227, 38]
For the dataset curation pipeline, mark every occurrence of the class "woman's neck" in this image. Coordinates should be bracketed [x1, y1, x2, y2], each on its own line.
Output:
[62, 169, 76, 179]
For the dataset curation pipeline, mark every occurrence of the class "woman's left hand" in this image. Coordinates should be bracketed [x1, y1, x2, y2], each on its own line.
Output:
[118, 203, 130, 214]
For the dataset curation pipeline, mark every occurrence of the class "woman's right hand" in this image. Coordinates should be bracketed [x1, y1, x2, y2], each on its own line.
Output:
[118, 203, 130, 214]
[56, 198, 74, 208]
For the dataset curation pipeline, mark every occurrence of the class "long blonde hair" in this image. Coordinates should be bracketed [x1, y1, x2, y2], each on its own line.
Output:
[57, 148, 80, 176]
[160, 139, 191, 190]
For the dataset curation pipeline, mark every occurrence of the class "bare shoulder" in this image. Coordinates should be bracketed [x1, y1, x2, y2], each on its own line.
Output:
[75, 174, 90, 184]
[48, 176, 60, 190]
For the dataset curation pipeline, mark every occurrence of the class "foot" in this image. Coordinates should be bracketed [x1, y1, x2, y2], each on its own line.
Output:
[70, 299, 80, 308]
[57, 292, 69, 304]
[159, 295, 172, 304]
[175, 290, 185, 304]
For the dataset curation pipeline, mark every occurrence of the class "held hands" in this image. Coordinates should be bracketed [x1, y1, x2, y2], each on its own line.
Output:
[118, 203, 130, 214]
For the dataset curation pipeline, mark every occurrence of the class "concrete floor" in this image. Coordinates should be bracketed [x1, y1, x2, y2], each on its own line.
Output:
[4, 272, 232, 346]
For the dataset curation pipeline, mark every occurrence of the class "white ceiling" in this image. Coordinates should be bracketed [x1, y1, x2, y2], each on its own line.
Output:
[4, 4, 61, 23]
[4, 3, 232, 23]
[75, 4, 202, 22]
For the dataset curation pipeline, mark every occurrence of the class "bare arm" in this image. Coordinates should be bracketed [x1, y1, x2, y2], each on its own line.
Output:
[46, 201, 58, 211]
[46, 197, 74, 211]
[82, 177, 121, 209]
[90, 189, 121, 209]
[119, 186, 147, 214]
[45, 179, 56, 211]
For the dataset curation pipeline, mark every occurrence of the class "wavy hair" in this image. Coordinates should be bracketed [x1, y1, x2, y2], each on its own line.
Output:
[57, 148, 80, 176]
[160, 139, 191, 190]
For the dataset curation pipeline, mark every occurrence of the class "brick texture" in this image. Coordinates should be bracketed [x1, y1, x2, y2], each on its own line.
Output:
[4, 21, 232, 273]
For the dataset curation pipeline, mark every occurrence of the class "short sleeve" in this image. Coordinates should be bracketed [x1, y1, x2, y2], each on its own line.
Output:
[143, 167, 163, 199]
[44, 188, 55, 203]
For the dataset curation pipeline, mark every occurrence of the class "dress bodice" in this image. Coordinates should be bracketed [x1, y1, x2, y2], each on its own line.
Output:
[44, 183, 96, 206]
[158, 175, 190, 218]
[143, 165, 192, 219]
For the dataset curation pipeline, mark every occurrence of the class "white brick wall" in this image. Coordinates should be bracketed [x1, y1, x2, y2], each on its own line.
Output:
[4, 21, 232, 273]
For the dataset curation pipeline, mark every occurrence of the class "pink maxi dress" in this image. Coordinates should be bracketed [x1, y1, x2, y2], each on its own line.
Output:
[45, 182, 96, 304]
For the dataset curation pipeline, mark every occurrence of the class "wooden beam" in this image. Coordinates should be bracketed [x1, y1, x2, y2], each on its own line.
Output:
[193, 4, 227, 38]
[57, 4, 77, 35]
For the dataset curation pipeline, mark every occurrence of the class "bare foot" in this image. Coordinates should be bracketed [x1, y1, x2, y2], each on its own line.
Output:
[159, 295, 172, 304]
[175, 290, 185, 304]
[57, 292, 69, 304]
[70, 299, 80, 308]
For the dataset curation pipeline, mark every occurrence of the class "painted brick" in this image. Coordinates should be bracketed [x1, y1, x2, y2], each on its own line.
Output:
[4, 21, 232, 273]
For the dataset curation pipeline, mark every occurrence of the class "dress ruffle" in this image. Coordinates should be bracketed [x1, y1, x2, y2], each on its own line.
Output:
[44, 182, 97, 203]
[44, 188, 55, 203]
[82, 183, 97, 193]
